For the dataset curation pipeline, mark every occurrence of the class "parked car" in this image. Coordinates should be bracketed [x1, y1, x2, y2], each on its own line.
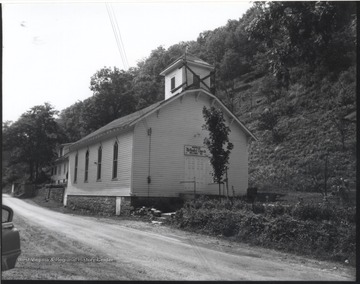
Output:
[2, 205, 21, 271]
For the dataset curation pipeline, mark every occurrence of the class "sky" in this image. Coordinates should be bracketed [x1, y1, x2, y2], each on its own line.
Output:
[3, 1, 252, 122]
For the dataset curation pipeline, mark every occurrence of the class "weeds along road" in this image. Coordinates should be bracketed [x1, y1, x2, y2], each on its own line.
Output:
[2, 194, 355, 281]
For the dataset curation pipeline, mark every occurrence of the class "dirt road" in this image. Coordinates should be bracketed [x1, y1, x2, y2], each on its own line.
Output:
[2, 195, 355, 281]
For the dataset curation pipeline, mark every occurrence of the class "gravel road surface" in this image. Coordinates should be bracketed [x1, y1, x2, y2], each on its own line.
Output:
[2, 194, 355, 281]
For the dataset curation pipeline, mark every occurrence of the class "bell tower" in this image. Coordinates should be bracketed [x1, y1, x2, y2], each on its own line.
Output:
[160, 53, 215, 100]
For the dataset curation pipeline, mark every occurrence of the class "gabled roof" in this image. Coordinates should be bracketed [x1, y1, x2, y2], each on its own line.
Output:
[54, 154, 69, 163]
[60, 142, 73, 147]
[54, 143, 73, 163]
[69, 101, 163, 151]
[160, 53, 214, 76]
[69, 89, 257, 151]
[181, 53, 213, 68]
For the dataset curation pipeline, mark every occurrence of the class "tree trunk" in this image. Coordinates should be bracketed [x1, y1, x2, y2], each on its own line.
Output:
[35, 162, 39, 182]
[225, 169, 229, 199]
[341, 132, 346, 151]
[324, 154, 328, 196]
[29, 162, 34, 181]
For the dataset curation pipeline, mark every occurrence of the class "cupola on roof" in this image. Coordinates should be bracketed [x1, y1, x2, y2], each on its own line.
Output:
[160, 53, 215, 100]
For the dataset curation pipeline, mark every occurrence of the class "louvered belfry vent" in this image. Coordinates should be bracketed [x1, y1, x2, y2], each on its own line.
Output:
[160, 53, 215, 100]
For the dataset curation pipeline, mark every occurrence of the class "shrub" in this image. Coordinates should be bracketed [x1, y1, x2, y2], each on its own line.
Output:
[264, 203, 292, 217]
[170, 198, 356, 265]
[242, 213, 267, 234]
[257, 109, 278, 131]
[264, 215, 298, 244]
[204, 211, 243, 237]
[291, 202, 336, 222]
[201, 199, 217, 210]
[233, 199, 248, 210]
[251, 203, 265, 214]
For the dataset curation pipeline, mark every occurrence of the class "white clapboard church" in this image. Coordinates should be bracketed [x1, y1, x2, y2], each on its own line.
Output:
[61, 54, 257, 215]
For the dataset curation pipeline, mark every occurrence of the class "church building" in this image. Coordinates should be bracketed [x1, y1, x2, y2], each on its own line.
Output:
[62, 54, 257, 215]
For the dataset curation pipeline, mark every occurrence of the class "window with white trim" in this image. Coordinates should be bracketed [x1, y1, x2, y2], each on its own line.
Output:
[97, 146, 102, 181]
[112, 142, 118, 179]
[84, 150, 89, 182]
[74, 153, 78, 183]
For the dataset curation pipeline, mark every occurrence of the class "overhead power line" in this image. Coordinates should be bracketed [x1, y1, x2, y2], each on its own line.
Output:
[105, 3, 129, 70]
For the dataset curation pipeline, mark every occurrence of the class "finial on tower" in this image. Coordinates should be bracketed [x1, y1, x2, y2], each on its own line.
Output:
[184, 43, 189, 61]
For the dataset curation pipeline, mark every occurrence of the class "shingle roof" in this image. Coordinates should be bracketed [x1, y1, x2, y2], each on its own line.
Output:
[160, 53, 214, 76]
[69, 100, 162, 150]
[179, 53, 213, 67]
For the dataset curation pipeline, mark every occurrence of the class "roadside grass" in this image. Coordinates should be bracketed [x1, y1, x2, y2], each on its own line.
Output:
[167, 196, 356, 267]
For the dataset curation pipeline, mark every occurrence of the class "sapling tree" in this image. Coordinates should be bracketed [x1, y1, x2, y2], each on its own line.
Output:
[202, 106, 234, 197]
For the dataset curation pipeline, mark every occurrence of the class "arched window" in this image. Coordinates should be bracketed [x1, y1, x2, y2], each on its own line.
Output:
[74, 153, 78, 183]
[84, 150, 89, 182]
[112, 141, 118, 179]
[97, 146, 102, 181]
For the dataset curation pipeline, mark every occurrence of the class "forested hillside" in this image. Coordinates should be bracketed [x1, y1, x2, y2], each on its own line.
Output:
[3, 2, 356, 193]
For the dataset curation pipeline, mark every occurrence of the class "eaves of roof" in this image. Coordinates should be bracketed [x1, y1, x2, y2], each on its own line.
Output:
[54, 153, 70, 163]
[60, 142, 73, 147]
[69, 101, 162, 151]
[159, 54, 214, 76]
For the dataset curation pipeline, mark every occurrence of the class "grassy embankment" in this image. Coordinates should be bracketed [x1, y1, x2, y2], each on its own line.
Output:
[168, 196, 356, 266]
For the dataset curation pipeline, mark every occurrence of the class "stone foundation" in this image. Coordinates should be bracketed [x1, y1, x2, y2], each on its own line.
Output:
[67, 195, 117, 215]
[49, 188, 65, 203]
[36, 187, 49, 199]
[36, 187, 64, 203]
[65, 195, 183, 215]
[119, 197, 132, 215]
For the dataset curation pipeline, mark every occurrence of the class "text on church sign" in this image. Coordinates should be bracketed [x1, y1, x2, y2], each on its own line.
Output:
[184, 145, 208, 157]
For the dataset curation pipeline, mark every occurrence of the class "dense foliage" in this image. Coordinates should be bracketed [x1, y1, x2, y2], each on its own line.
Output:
[2, 103, 64, 183]
[246, 2, 356, 87]
[170, 197, 356, 265]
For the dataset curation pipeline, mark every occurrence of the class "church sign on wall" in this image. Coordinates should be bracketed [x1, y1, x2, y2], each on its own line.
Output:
[184, 145, 208, 157]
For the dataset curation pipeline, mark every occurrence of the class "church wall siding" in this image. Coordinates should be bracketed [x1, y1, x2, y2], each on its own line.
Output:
[66, 130, 133, 197]
[132, 92, 249, 197]
[164, 68, 183, 100]
[64, 90, 251, 210]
